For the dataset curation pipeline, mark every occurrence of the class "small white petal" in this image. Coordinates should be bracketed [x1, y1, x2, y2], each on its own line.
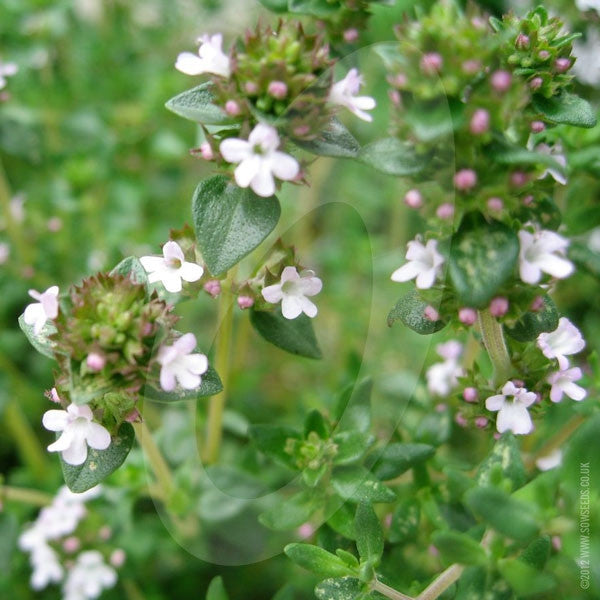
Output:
[262, 284, 283, 303]
[85, 422, 111, 450]
[281, 295, 303, 320]
[42, 410, 69, 432]
[175, 52, 206, 75]
[179, 261, 204, 282]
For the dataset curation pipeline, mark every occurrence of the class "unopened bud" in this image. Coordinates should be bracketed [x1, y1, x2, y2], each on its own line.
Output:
[487, 197, 503, 212]
[555, 58, 571, 73]
[420, 52, 443, 75]
[475, 416, 488, 428]
[538, 50, 550, 61]
[244, 81, 258, 95]
[489, 296, 509, 317]
[510, 171, 529, 187]
[237, 295, 254, 310]
[470, 109, 490, 135]
[454, 169, 477, 191]
[423, 305, 439, 321]
[458, 307, 477, 326]
[436, 203, 455, 219]
[530, 295, 545, 312]
[225, 100, 241, 116]
[515, 33, 530, 50]
[491, 70, 512, 92]
[530, 120, 545, 133]
[267, 80, 288, 99]
[110, 549, 126, 568]
[200, 142, 214, 160]
[529, 76, 543, 90]
[455, 413, 468, 428]
[404, 189, 423, 209]
[86, 352, 106, 372]
[462, 59, 481, 74]
[63, 537, 80, 554]
[463, 387, 478, 403]
[203, 279, 221, 298]
[343, 28, 359, 43]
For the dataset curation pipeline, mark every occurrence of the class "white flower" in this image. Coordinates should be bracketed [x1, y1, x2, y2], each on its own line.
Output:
[261, 266, 323, 320]
[42, 404, 111, 466]
[537, 317, 586, 370]
[63, 551, 117, 600]
[547, 367, 587, 402]
[518, 229, 574, 284]
[329, 68, 376, 122]
[536, 448, 563, 472]
[535, 143, 567, 185]
[391, 239, 445, 289]
[140, 240, 203, 293]
[0, 60, 18, 89]
[426, 341, 464, 397]
[576, 0, 600, 13]
[485, 381, 537, 435]
[30, 543, 64, 590]
[220, 123, 300, 197]
[175, 33, 230, 78]
[23, 286, 59, 334]
[157, 333, 208, 392]
[573, 28, 600, 87]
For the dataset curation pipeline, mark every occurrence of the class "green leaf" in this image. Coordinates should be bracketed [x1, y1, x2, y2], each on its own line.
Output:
[258, 0, 289, 11]
[18, 313, 58, 359]
[284, 544, 356, 578]
[431, 531, 487, 567]
[61, 423, 135, 492]
[144, 367, 223, 402]
[260, 490, 318, 531]
[248, 423, 301, 470]
[569, 241, 600, 278]
[315, 577, 366, 600]
[519, 536, 551, 570]
[533, 92, 597, 128]
[295, 118, 360, 158]
[192, 175, 281, 276]
[335, 378, 372, 433]
[355, 503, 384, 564]
[206, 576, 229, 600]
[358, 138, 425, 177]
[304, 409, 330, 439]
[371, 443, 435, 481]
[387, 290, 446, 334]
[449, 213, 519, 308]
[505, 296, 559, 342]
[288, 0, 338, 18]
[165, 83, 233, 125]
[454, 566, 487, 600]
[109, 256, 149, 288]
[464, 486, 539, 542]
[388, 499, 420, 544]
[490, 143, 567, 176]
[332, 466, 396, 503]
[405, 99, 464, 142]
[498, 559, 556, 596]
[250, 309, 322, 359]
[333, 431, 372, 466]
[327, 499, 356, 539]
[476, 433, 526, 491]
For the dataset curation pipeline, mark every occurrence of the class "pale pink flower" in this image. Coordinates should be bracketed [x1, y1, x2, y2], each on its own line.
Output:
[23, 286, 59, 334]
[547, 367, 587, 402]
[262, 267, 322, 320]
[140, 241, 203, 293]
[329, 68, 376, 122]
[175, 33, 230, 78]
[485, 381, 537, 435]
[391, 239, 444, 289]
[157, 333, 208, 392]
[537, 317, 585, 370]
[518, 230, 573, 284]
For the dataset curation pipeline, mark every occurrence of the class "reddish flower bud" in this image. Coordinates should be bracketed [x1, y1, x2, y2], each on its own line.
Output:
[267, 80, 288, 99]
[463, 387, 479, 403]
[458, 307, 477, 326]
[86, 352, 106, 372]
[510, 171, 529, 187]
[491, 70, 512, 92]
[555, 58, 571, 73]
[225, 100, 241, 116]
[237, 295, 254, 310]
[110, 549, 126, 568]
[487, 197, 503, 212]
[436, 202, 455, 219]
[343, 28, 359, 42]
[530, 295, 545, 312]
[200, 142, 214, 161]
[404, 189, 423, 209]
[455, 413, 468, 427]
[462, 59, 481, 74]
[420, 52, 443, 75]
[423, 305, 439, 321]
[489, 296, 509, 317]
[529, 76, 543, 90]
[515, 33, 530, 50]
[244, 81, 258, 95]
[530, 120, 545, 133]
[475, 416, 488, 428]
[470, 109, 490, 135]
[538, 50, 550, 60]
[454, 169, 477, 191]
[203, 279, 221, 298]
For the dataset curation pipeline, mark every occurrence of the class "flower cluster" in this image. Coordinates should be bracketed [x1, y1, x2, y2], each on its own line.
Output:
[175, 21, 374, 195]
[18, 486, 122, 599]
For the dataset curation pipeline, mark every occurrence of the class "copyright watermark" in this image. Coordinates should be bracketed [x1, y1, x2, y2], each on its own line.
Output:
[579, 462, 591, 590]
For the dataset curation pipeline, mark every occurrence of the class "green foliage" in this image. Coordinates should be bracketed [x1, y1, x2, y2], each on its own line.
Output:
[295, 118, 360, 158]
[284, 543, 357, 578]
[143, 367, 223, 402]
[387, 290, 446, 334]
[431, 530, 488, 566]
[505, 295, 559, 342]
[371, 443, 435, 480]
[60, 423, 135, 492]
[358, 138, 426, 176]
[354, 503, 384, 565]
[532, 93, 597, 128]
[206, 576, 230, 600]
[192, 176, 281, 276]
[18, 313, 58, 359]
[165, 83, 234, 125]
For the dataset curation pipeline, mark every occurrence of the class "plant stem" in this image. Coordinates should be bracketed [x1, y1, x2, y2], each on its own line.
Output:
[477, 309, 512, 386]
[133, 420, 173, 500]
[0, 484, 53, 506]
[416, 564, 465, 600]
[202, 282, 234, 464]
[372, 580, 415, 600]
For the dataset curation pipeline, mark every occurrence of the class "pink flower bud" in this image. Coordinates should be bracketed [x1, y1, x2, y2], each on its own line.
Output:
[297, 523, 315, 538]
[487, 197, 504, 212]
[454, 169, 477, 191]
[388, 89, 401, 106]
[493, 432, 501, 440]
[47, 387, 62, 403]
[470, 109, 490, 135]
[475, 416, 488, 428]
[423, 305, 440, 321]
[63, 537, 80, 554]
[489, 296, 509, 317]
[125, 409, 141, 423]
[388, 73, 407, 88]
[491, 70, 512, 92]
[225, 100, 241, 116]
[455, 413, 468, 427]
[343, 28, 359, 42]
[529, 77, 543, 91]
[461, 59, 481, 74]
[244, 81, 258, 95]
[293, 124, 310, 137]
[384, 513, 393, 528]
[435, 403, 447, 412]
[200, 142, 214, 161]
[420, 52, 443, 75]
[99, 526, 112, 541]
[555, 58, 571, 73]
[510, 171, 529, 187]
[237, 295, 254, 310]
[459, 307, 477, 326]
[267, 80, 288, 99]
[471, 16, 486, 29]
[522, 194, 534, 206]
[530, 120, 545, 133]
[515, 33, 530, 50]
[404, 189, 423, 209]
[436, 202, 455, 220]
[47, 217, 63, 232]
[538, 50, 550, 60]
[203, 279, 221, 298]
[551, 536, 562, 551]
[86, 352, 106, 372]
[463, 387, 478, 403]
[512, 379, 525, 388]
[110, 549, 126, 568]
[530, 295, 545, 312]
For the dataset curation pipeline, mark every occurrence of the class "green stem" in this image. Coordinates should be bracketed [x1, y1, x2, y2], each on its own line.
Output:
[133, 420, 173, 500]
[0, 484, 53, 506]
[202, 283, 234, 464]
[477, 309, 512, 386]
[416, 564, 465, 600]
[372, 580, 415, 600]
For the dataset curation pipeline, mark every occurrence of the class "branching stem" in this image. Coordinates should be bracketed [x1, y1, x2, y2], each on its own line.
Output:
[477, 309, 512, 386]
